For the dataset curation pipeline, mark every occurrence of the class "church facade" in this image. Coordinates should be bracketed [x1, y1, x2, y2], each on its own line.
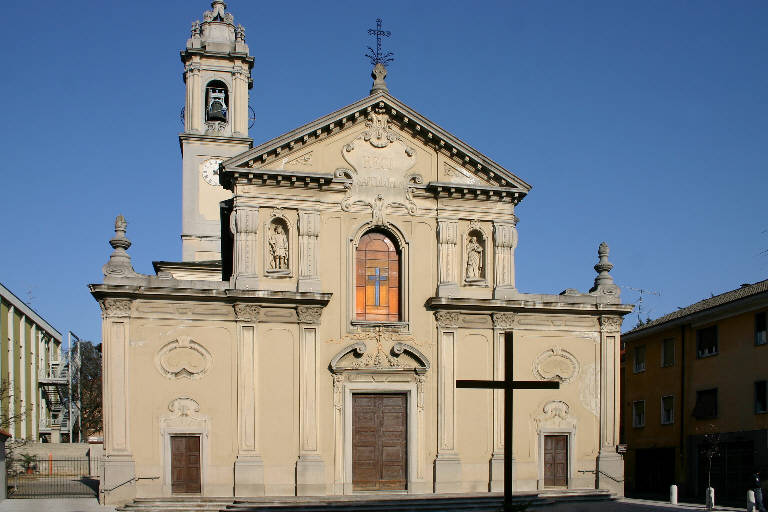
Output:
[90, 2, 631, 505]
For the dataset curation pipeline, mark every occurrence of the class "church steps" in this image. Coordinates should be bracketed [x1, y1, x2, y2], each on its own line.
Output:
[117, 491, 614, 512]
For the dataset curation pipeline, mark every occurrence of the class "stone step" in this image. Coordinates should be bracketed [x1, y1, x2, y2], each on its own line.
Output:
[118, 491, 615, 512]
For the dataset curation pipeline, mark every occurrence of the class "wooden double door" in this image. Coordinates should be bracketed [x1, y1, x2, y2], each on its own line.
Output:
[352, 393, 408, 490]
[171, 435, 201, 494]
[543, 435, 568, 487]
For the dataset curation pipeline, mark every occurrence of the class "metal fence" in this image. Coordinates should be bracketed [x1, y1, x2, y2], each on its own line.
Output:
[7, 456, 98, 498]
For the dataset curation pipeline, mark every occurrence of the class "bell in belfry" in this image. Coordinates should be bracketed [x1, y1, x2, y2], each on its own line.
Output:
[206, 86, 228, 122]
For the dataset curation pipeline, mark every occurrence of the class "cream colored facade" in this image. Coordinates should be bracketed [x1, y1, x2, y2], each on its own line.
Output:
[90, 2, 632, 505]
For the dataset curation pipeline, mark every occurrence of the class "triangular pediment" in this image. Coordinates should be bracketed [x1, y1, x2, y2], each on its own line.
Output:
[223, 92, 531, 194]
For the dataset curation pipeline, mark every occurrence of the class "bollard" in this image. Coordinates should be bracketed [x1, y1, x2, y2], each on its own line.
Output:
[706, 487, 715, 510]
[670, 484, 678, 504]
[748, 489, 756, 512]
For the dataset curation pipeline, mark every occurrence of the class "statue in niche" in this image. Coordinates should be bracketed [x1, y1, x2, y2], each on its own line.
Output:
[268, 223, 289, 270]
[466, 234, 484, 281]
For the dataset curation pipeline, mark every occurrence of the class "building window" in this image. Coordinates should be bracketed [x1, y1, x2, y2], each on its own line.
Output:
[633, 401, 645, 428]
[633, 345, 646, 373]
[205, 80, 228, 123]
[661, 338, 674, 367]
[355, 231, 400, 322]
[661, 395, 674, 424]
[756, 381, 767, 414]
[756, 312, 767, 346]
[696, 326, 718, 358]
[693, 388, 718, 419]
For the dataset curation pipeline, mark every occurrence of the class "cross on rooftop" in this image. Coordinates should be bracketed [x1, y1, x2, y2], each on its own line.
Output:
[456, 331, 560, 511]
[366, 18, 394, 67]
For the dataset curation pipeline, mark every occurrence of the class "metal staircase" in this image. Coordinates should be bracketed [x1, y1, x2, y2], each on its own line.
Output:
[38, 332, 82, 441]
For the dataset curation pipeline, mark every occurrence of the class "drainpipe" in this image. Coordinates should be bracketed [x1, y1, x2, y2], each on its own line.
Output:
[679, 324, 686, 495]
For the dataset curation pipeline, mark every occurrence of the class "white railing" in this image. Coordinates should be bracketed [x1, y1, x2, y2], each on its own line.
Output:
[39, 364, 68, 381]
[39, 416, 68, 431]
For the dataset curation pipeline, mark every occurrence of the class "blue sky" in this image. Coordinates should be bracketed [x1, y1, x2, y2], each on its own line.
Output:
[1, 0, 766, 345]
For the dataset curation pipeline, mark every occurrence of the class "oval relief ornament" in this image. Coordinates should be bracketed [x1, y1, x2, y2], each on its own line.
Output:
[533, 346, 579, 383]
[155, 336, 212, 380]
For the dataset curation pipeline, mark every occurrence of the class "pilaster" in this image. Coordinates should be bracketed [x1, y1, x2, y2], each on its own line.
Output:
[597, 315, 624, 495]
[99, 298, 135, 504]
[298, 211, 321, 292]
[233, 303, 265, 496]
[232, 204, 260, 289]
[437, 220, 459, 296]
[296, 306, 326, 495]
[492, 221, 518, 299]
[489, 312, 516, 492]
[434, 311, 462, 493]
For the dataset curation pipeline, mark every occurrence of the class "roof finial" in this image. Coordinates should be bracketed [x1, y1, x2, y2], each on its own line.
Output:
[366, 18, 393, 95]
[589, 241, 619, 296]
[103, 214, 139, 280]
[370, 63, 388, 95]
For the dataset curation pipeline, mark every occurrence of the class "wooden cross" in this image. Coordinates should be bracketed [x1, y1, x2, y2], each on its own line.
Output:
[456, 331, 560, 511]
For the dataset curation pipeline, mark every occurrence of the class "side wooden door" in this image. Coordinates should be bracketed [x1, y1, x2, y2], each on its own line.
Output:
[352, 393, 407, 490]
[171, 435, 201, 494]
[543, 435, 568, 487]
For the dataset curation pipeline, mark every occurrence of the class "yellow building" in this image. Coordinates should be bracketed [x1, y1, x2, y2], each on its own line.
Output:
[0, 282, 65, 441]
[622, 279, 768, 503]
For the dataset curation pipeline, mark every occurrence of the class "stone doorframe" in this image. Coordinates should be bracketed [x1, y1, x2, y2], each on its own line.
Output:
[159, 397, 210, 496]
[342, 379, 418, 494]
[534, 400, 577, 490]
[330, 342, 430, 495]
[537, 429, 574, 490]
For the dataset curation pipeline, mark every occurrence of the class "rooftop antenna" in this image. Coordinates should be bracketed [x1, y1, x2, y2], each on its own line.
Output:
[622, 285, 661, 326]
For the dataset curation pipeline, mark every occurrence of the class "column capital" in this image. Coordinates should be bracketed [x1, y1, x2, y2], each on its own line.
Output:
[492, 312, 517, 329]
[297, 306, 323, 325]
[493, 221, 518, 248]
[298, 210, 321, 237]
[99, 298, 132, 319]
[435, 311, 461, 328]
[600, 315, 622, 333]
[233, 303, 261, 322]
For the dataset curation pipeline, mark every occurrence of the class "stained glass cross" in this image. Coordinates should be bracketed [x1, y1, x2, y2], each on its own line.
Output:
[456, 331, 560, 511]
[367, 267, 388, 305]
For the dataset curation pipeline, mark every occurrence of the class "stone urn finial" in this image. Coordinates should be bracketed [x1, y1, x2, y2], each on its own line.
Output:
[589, 241, 619, 296]
[370, 63, 389, 95]
[103, 214, 139, 280]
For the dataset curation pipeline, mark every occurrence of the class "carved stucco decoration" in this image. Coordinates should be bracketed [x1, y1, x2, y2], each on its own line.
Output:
[330, 341, 430, 375]
[532, 346, 580, 383]
[600, 315, 622, 333]
[297, 306, 323, 324]
[233, 304, 260, 322]
[282, 151, 313, 169]
[492, 312, 517, 329]
[444, 162, 480, 185]
[534, 400, 577, 431]
[339, 105, 421, 225]
[155, 336, 213, 380]
[434, 311, 461, 328]
[99, 298, 132, 318]
[162, 397, 209, 432]
[579, 363, 599, 417]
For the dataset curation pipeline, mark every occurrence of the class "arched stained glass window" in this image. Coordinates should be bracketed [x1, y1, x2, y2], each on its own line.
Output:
[355, 232, 400, 322]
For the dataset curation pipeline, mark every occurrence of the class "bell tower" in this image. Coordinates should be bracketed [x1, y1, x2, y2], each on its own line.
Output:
[180, 1, 253, 261]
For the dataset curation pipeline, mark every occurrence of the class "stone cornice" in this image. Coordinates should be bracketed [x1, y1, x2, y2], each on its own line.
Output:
[220, 168, 339, 192]
[425, 182, 525, 205]
[426, 296, 633, 316]
[89, 283, 331, 308]
[222, 94, 531, 194]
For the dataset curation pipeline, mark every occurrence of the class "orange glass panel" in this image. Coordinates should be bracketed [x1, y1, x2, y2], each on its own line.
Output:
[356, 231, 401, 322]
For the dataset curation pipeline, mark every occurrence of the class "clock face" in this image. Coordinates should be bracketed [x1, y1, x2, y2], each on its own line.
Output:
[201, 159, 223, 186]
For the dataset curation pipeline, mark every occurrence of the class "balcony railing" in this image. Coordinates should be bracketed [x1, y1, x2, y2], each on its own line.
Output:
[39, 417, 68, 432]
[39, 365, 68, 383]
